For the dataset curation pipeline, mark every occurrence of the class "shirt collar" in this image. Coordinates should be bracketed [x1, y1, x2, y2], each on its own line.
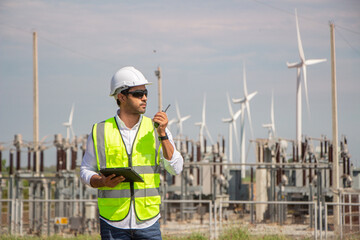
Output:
[115, 109, 143, 130]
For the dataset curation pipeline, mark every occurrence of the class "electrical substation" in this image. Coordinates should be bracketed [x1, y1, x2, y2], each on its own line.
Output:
[0, 132, 359, 238]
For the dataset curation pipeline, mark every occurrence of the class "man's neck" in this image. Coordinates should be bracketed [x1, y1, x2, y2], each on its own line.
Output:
[118, 109, 141, 129]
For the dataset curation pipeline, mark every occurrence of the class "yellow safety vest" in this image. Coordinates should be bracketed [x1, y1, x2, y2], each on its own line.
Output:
[93, 116, 161, 221]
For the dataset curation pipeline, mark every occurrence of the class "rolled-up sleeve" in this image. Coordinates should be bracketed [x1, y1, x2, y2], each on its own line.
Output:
[161, 128, 183, 175]
[80, 133, 99, 186]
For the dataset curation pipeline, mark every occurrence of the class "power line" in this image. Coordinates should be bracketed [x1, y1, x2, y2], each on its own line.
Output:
[0, 21, 32, 34]
[336, 25, 360, 35]
[335, 27, 360, 56]
[38, 35, 118, 68]
[250, 0, 360, 35]
[251, 0, 294, 16]
[0, 22, 117, 69]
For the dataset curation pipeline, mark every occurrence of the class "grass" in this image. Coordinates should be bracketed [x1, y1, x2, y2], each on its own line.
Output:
[0, 230, 298, 240]
[0, 235, 100, 240]
[163, 227, 309, 240]
[1, 227, 357, 240]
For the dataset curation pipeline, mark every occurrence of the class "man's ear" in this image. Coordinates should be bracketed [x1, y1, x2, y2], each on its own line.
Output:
[117, 93, 127, 103]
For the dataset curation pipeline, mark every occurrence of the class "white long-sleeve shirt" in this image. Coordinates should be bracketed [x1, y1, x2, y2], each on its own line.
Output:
[80, 113, 183, 229]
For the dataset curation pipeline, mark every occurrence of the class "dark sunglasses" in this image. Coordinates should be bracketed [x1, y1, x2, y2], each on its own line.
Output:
[127, 89, 148, 98]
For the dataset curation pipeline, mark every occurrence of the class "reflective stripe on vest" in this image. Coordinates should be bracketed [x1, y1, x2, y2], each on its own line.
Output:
[99, 187, 160, 198]
[93, 116, 161, 221]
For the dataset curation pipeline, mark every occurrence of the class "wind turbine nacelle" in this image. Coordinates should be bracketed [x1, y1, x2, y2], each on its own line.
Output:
[232, 98, 245, 104]
[286, 61, 302, 68]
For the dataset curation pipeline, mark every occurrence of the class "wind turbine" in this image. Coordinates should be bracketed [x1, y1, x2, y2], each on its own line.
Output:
[222, 93, 241, 163]
[195, 94, 214, 153]
[286, 9, 326, 153]
[262, 91, 276, 139]
[167, 118, 177, 132]
[174, 101, 191, 149]
[63, 103, 75, 141]
[233, 63, 257, 177]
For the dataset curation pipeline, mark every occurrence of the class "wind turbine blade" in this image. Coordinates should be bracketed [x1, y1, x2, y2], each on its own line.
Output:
[246, 100, 254, 139]
[287, 61, 302, 68]
[168, 118, 177, 126]
[271, 91, 275, 136]
[226, 93, 234, 117]
[202, 94, 206, 123]
[205, 125, 214, 144]
[295, 9, 305, 63]
[233, 121, 240, 154]
[232, 97, 245, 104]
[302, 64, 311, 118]
[243, 64, 248, 96]
[181, 115, 191, 122]
[175, 101, 181, 119]
[71, 126, 75, 140]
[305, 59, 327, 65]
[247, 91, 258, 101]
[234, 109, 241, 121]
[271, 92, 275, 124]
[222, 118, 232, 123]
[69, 104, 75, 124]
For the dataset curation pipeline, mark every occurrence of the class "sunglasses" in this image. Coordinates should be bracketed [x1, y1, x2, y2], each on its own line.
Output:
[127, 89, 148, 98]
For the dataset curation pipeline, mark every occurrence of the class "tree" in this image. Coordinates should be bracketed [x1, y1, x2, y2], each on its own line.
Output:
[1, 159, 6, 173]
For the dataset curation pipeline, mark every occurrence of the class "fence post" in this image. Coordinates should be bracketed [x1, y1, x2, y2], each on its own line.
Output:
[319, 201, 322, 240]
[214, 201, 217, 239]
[315, 202, 318, 240]
[340, 202, 343, 240]
[325, 204, 328, 240]
[350, 194, 352, 231]
[209, 201, 213, 239]
[219, 201, 222, 233]
[47, 182, 51, 236]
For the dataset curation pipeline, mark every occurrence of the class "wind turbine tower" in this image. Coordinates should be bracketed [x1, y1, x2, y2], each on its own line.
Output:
[195, 94, 214, 154]
[174, 101, 191, 150]
[233, 64, 257, 178]
[63, 104, 75, 170]
[286, 9, 326, 154]
[222, 93, 241, 163]
[262, 91, 276, 139]
[63, 104, 75, 141]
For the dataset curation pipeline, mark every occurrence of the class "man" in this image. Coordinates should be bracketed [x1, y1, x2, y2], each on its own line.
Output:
[80, 66, 183, 240]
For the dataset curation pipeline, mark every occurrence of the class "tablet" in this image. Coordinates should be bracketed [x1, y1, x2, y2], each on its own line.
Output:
[100, 167, 144, 182]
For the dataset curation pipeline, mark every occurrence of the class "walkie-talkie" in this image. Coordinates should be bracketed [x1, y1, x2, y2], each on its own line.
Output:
[154, 104, 171, 128]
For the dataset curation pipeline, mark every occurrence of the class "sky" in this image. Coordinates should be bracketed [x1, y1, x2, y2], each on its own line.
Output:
[0, 0, 359, 169]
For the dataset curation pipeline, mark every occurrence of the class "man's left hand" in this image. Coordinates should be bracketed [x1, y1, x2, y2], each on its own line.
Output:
[153, 111, 168, 135]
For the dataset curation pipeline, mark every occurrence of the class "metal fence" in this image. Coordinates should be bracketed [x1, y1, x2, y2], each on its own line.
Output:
[0, 199, 99, 236]
[1, 198, 360, 239]
[216, 200, 318, 240]
[325, 202, 360, 240]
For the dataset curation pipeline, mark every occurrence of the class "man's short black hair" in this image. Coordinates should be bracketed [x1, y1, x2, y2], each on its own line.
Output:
[116, 88, 130, 107]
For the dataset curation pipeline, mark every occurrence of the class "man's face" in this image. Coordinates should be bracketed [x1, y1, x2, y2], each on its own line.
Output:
[123, 85, 148, 114]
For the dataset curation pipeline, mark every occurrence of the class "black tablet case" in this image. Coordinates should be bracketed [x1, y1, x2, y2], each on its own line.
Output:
[100, 167, 144, 182]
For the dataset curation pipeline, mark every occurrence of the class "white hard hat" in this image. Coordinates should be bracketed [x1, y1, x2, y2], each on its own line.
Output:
[109, 66, 152, 96]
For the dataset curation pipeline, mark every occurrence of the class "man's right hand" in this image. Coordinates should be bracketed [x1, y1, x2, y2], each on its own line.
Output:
[90, 173, 125, 188]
